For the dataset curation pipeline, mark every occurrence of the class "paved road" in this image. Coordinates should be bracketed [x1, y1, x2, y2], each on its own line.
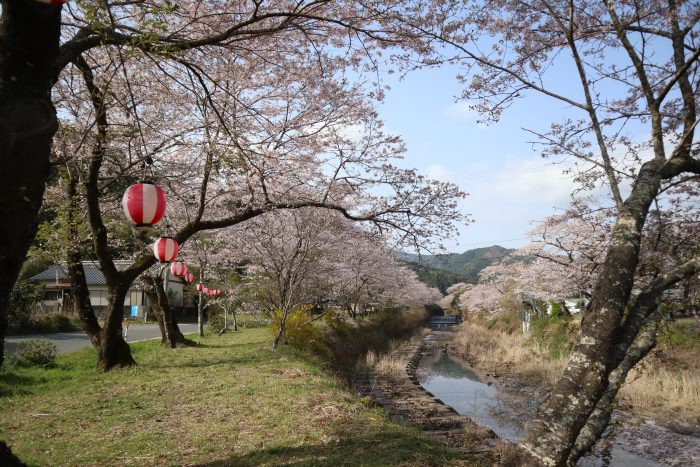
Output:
[4, 323, 199, 355]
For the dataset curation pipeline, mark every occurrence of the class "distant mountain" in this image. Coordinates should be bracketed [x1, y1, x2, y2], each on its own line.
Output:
[399, 245, 513, 285]
[401, 261, 470, 294]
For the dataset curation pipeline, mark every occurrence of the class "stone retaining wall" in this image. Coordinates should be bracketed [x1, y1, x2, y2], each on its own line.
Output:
[360, 333, 497, 457]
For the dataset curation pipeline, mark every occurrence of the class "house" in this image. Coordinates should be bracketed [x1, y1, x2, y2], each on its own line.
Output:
[29, 261, 185, 319]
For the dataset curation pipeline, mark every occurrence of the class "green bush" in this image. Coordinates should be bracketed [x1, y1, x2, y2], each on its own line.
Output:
[15, 340, 57, 368]
[207, 315, 226, 335]
[660, 318, 700, 349]
[530, 316, 576, 358]
[549, 302, 564, 318]
[28, 313, 79, 333]
[270, 305, 429, 380]
[8, 281, 44, 325]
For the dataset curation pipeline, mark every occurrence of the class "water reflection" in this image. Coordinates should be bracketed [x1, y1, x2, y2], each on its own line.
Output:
[418, 350, 664, 467]
[418, 351, 523, 442]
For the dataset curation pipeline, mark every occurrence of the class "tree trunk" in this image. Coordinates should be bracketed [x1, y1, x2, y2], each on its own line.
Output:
[61, 166, 102, 348]
[145, 276, 192, 348]
[0, 0, 62, 368]
[273, 306, 290, 348]
[144, 285, 168, 342]
[66, 251, 102, 348]
[232, 309, 238, 331]
[197, 291, 204, 337]
[521, 166, 663, 465]
[567, 320, 659, 465]
[96, 285, 136, 371]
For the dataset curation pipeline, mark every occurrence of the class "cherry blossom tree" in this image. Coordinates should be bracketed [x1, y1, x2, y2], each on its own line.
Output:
[0, 0, 468, 371]
[392, 1, 700, 462]
[232, 207, 442, 347]
[0, 0, 464, 369]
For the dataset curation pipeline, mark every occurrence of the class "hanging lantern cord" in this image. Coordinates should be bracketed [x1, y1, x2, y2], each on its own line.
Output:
[102, 0, 151, 181]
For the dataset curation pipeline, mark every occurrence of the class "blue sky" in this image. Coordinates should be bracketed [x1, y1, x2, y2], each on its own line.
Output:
[377, 64, 586, 253]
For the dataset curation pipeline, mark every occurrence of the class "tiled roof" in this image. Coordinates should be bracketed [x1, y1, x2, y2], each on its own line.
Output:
[29, 261, 186, 286]
[30, 262, 107, 285]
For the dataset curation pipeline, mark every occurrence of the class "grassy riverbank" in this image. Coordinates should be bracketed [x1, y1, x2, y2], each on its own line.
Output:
[1, 328, 471, 466]
[454, 313, 700, 426]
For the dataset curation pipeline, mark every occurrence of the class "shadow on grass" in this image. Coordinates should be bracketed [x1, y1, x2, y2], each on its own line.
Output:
[0, 371, 46, 397]
[192, 431, 467, 467]
[155, 351, 274, 370]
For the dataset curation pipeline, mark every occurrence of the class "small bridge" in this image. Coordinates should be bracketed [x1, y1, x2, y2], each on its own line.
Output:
[429, 315, 462, 329]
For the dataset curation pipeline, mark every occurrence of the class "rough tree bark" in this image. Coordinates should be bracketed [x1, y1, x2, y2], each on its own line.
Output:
[66, 251, 102, 349]
[520, 165, 662, 465]
[197, 290, 204, 337]
[61, 166, 102, 348]
[95, 284, 136, 371]
[144, 275, 192, 348]
[568, 321, 659, 464]
[517, 2, 700, 462]
[0, 0, 62, 368]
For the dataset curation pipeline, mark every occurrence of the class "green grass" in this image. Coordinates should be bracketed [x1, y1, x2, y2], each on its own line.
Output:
[1, 328, 471, 466]
[660, 318, 700, 350]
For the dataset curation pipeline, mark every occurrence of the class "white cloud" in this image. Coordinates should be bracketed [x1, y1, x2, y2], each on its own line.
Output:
[450, 160, 576, 249]
[423, 163, 456, 183]
[443, 102, 476, 120]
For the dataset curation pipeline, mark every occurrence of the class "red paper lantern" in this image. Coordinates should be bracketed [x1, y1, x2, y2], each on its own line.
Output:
[185, 272, 195, 283]
[196, 283, 204, 292]
[170, 261, 188, 277]
[203, 287, 210, 295]
[122, 181, 166, 231]
[153, 237, 178, 262]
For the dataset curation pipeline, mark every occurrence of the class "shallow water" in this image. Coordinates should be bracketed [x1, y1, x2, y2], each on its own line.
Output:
[417, 350, 523, 442]
[417, 350, 664, 467]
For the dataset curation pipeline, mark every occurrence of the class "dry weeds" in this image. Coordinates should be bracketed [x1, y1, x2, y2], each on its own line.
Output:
[620, 367, 700, 422]
[453, 322, 567, 385]
[365, 350, 406, 379]
[456, 319, 700, 422]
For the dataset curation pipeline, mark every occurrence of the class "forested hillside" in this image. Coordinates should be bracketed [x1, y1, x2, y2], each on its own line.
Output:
[399, 246, 513, 286]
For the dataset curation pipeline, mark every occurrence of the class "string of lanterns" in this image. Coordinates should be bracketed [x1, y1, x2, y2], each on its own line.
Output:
[123, 181, 223, 297]
[196, 283, 222, 297]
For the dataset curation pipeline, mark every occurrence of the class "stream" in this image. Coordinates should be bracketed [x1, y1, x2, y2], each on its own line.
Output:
[415, 347, 696, 466]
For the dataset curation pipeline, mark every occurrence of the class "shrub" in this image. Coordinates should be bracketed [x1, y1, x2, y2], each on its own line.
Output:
[272, 305, 429, 380]
[8, 281, 44, 326]
[269, 305, 331, 356]
[530, 316, 577, 359]
[15, 340, 57, 368]
[28, 313, 79, 333]
[207, 315, 226, 335]
[549, 302, 564, 318]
